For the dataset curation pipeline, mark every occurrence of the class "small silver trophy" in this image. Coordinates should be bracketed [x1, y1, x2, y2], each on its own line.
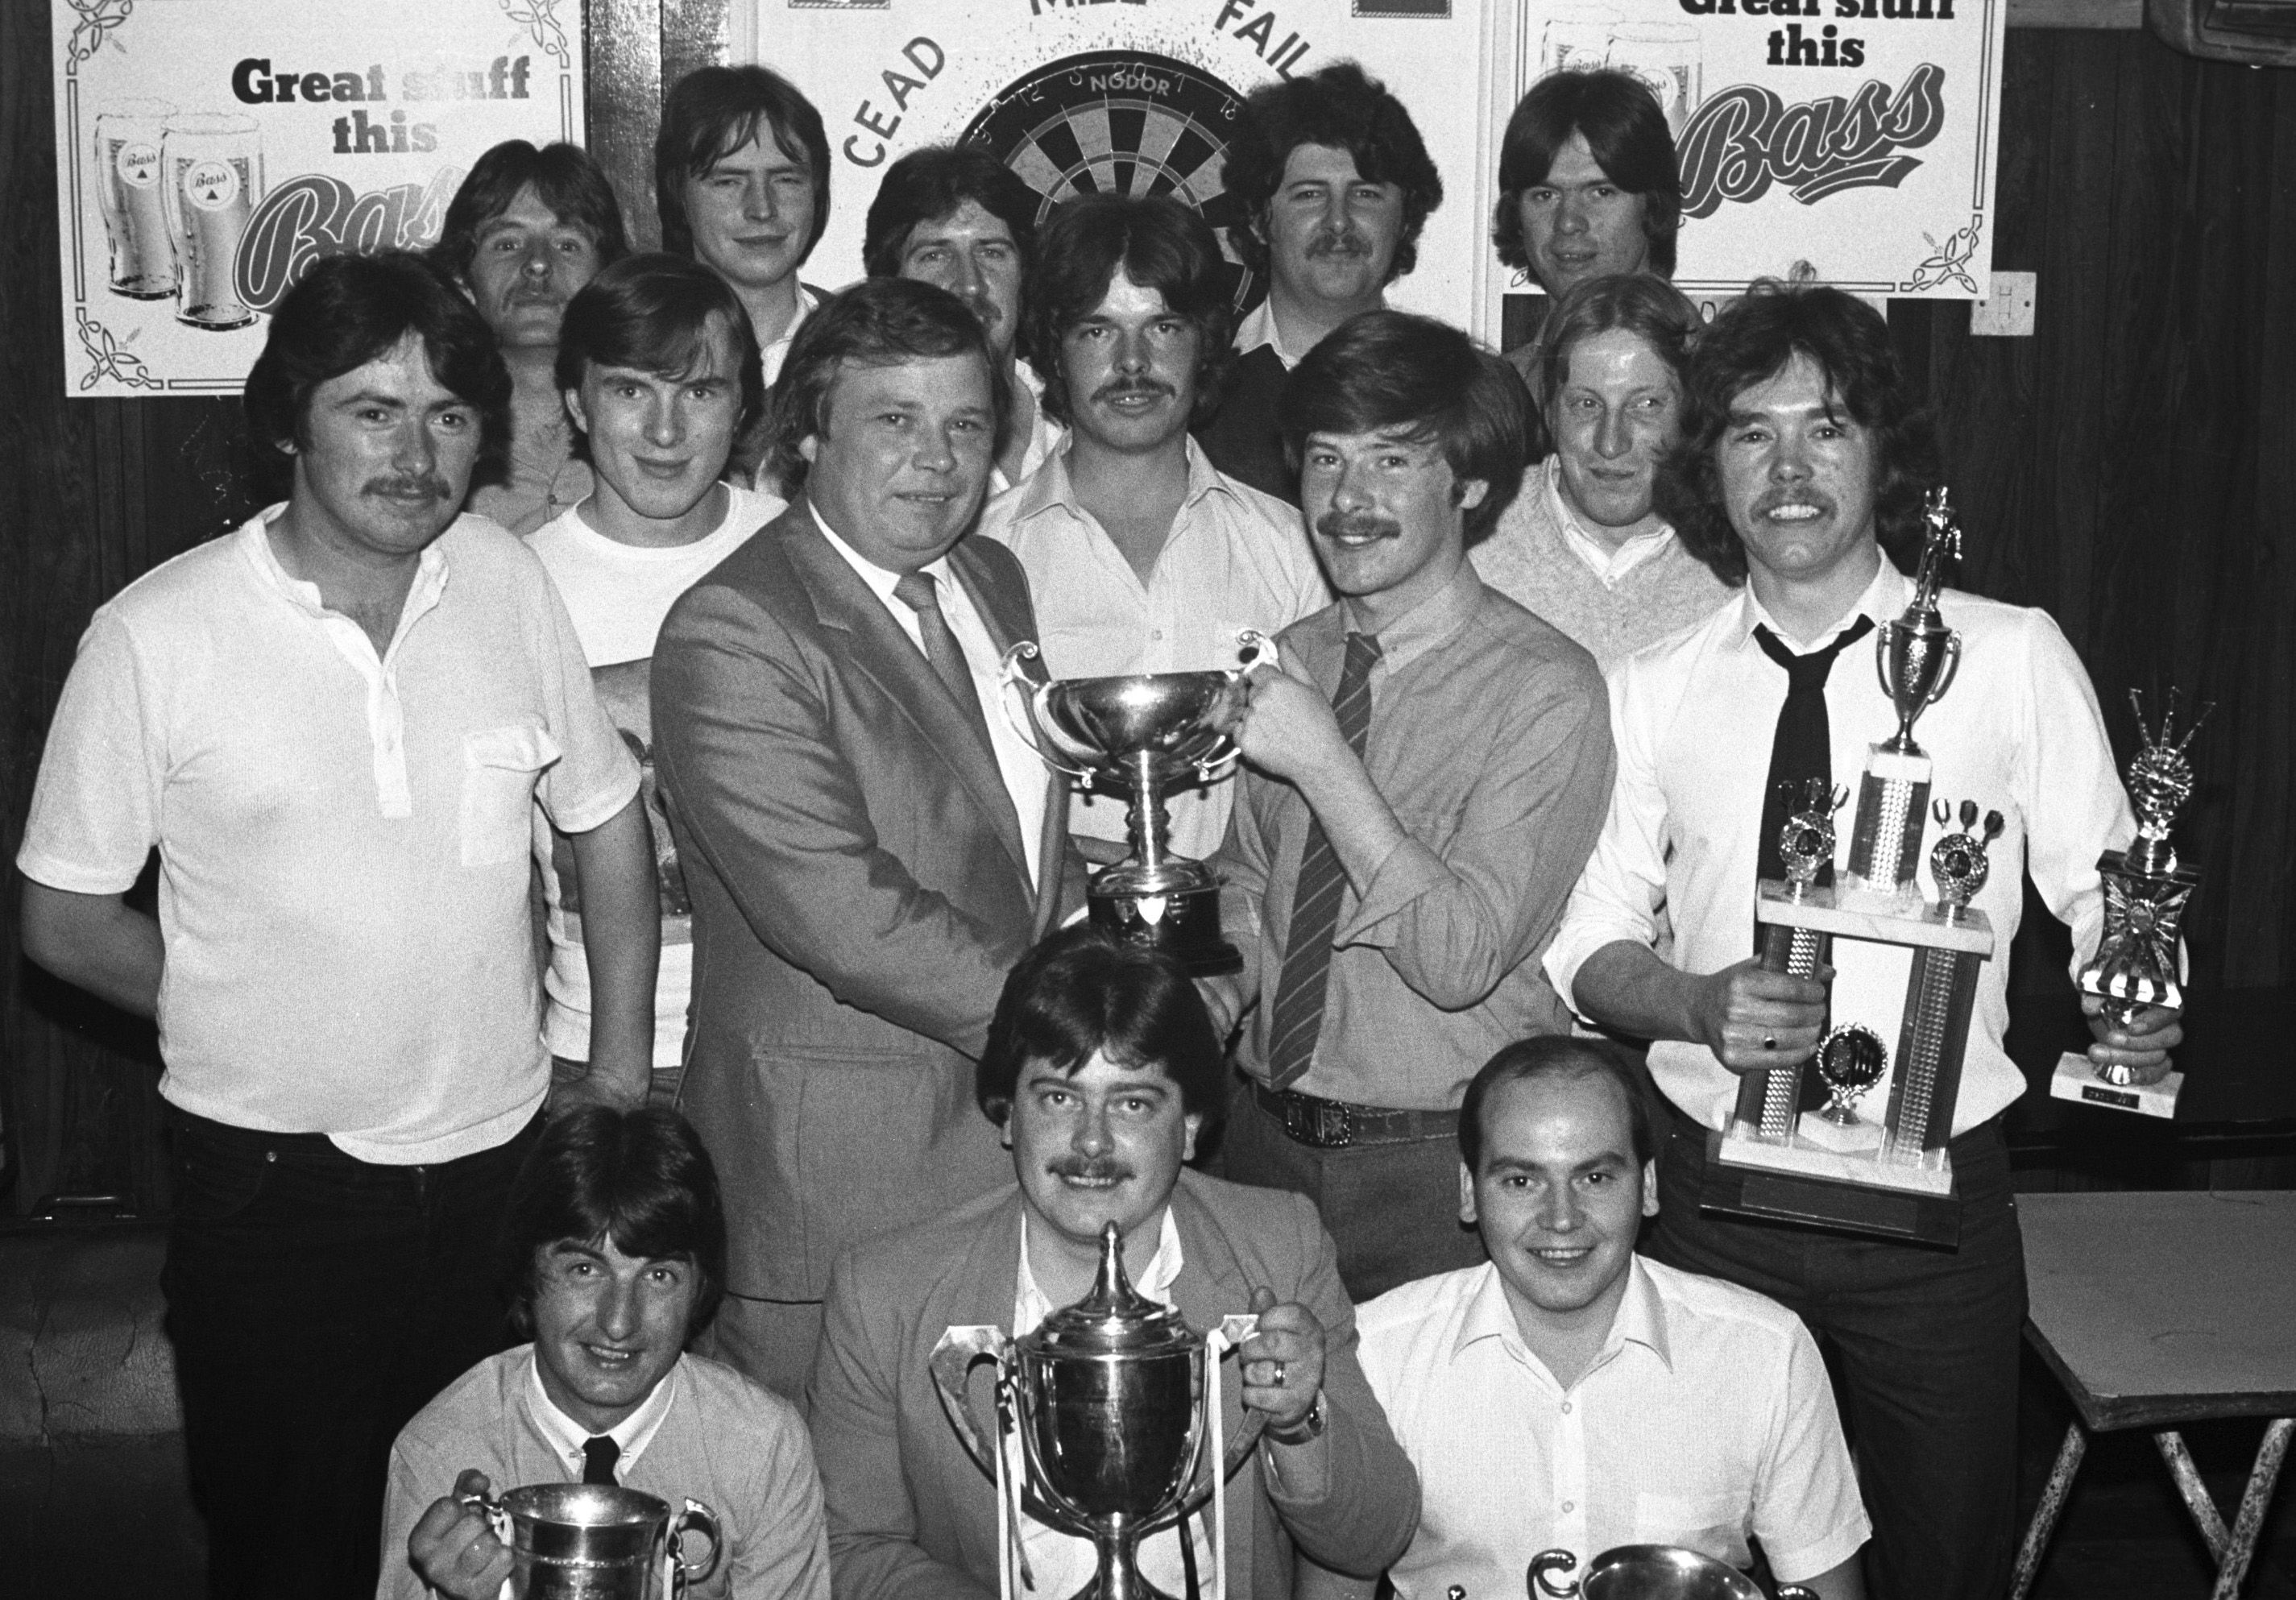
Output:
[1843, 490, 1963, 906]
[930, 1223, 1260, 1600]
[455, 1482, 720, 1599]
[2054, 689, 2210, 1116]
[1813, 1022, 1888, 1130]
[1928, 800, 2004, 922]
[1531, 1544, 1818, 1598]
[1001, 632, 1275, 976]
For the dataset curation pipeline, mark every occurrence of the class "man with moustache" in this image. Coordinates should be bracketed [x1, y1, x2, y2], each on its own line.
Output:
[528, 255, 785, 1107]
[1473, 275, 1729, 668]
[808, 926, 1417, 1600]
[864, 145, 1063, 492]
[1196, 62, 1444, 504]
[1545, 284, 2181, 1600]
[17, 252, 656, 1598]
[1492, 70, 1681, 400]
[657, 64, 831, 386]
[980, 193, 1326, 866]
[1204, 312, 1615, 1301]
[1341, 1038, 1868, 1600]
[431, 139, 629, 534]
[651, 279, 1088, 1399]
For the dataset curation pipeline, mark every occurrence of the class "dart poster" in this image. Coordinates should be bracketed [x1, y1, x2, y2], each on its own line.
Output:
[1506, 0, 2007, 298]
[53, 0, 583, 397]
[736, 0, 1508, 337]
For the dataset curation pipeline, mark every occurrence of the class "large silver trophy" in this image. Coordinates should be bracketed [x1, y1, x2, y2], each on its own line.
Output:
[456, 1482, 720, 1599]
[930, 1223, 1261, 1600]
[1001, 632, 1277, 976]
[2053, 688, 2211, 1117]
[1531, 1545, 1817, 1599]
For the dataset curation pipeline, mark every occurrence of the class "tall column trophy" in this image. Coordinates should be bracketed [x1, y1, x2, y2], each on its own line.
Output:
[930, 1224, 1262, 1600]
[2052, 689, 2210, 1117]
[1001, 632, 1275, 976]
[1705, 491, 1996, 1246]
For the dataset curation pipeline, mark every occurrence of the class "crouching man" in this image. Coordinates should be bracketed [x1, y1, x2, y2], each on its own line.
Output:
[807, 925, 1418, 1600]
[382, 1106, 831, 1600]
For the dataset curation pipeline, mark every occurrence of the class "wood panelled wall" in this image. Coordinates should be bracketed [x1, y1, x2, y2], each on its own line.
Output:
[3, 12, 2290, 1212]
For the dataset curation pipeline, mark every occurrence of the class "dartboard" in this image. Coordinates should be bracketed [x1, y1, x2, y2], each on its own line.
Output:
[962, 52, 1262, 315]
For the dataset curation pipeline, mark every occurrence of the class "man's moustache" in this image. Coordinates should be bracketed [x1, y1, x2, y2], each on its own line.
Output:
[1315, 512, 1401, 541]
[366, 476, 453, 501]
[1307, 229, 1374, 259]
[1092, 380, 1175, 404]
[1047, 1160, 1135, 1183]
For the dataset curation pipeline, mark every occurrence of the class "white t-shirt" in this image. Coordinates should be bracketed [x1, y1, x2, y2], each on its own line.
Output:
[528, 484, 785, 1065]
[16, 508, 640, 1163]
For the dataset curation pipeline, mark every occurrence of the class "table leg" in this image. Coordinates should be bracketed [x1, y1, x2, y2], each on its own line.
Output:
[2012, 1422, 2088, 1600]
[2208, 1417, 2293, 1600]
[2157, 1431, 2232, 1562]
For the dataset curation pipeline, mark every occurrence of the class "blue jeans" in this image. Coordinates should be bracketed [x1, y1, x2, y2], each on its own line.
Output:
[162, 1107, 540, 1599]
[1644, 1105, 2026, 1600]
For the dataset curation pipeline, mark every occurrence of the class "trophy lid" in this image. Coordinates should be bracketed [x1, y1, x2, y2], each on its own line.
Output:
[1026, 1221, 1200, 1356]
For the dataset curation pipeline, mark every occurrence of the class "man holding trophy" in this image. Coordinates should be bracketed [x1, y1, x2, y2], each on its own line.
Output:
[1544, 284, 2181, 1600]
[807, 926, 1417, 1600]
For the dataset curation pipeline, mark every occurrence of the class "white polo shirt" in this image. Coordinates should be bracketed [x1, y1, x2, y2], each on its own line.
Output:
[17, 507, 640, 1163]
[1357, 1258, 1871, 1590]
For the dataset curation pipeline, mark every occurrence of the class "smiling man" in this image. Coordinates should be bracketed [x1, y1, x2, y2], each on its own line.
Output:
[1196, 63, 1444, 504]
[809, 926, 1416, 1600]
[528, 255, 784, 1109]
[430, 140, 628, 533]
[1545, 284, 2180, 1600]
[384, 1106, 831, 1600]
[17, 252, 655, 1599]
[649, 278, 1088, 1399]
[1202, 311, 1614, 1302]
[1341, 1038, 1867, 1600]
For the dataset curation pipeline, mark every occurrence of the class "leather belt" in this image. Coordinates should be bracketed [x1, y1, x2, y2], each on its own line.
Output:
[1251, 1080, 1458, 1150]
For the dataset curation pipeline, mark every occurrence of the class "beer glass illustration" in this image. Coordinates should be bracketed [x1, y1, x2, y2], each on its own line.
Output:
[94, 100, 179, 300]
[160, 114, 263, 332]
[1533, 3, 1621, 89]
[1606, 22, 1703, 135]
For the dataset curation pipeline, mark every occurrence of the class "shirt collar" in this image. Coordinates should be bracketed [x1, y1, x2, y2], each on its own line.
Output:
[1341, 558, 1485, 674]
[1542, 457, 1679, 587]
[1009, 436, 1237, 530]
[1730, 551, 1907, 653]
[523, 1348, 682, 1474]
[239, 503, 452, 630]
[1451, 1257, 1674, 1378]
[810, 499, 956, 603]
[1234, 296, 1383, 371]
[1015, 1208, 1187, 1331]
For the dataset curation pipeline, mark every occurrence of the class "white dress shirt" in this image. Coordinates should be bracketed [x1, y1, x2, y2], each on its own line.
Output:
[810, 509, 1048, 885]
[524, 1348, 680, 1482]
[1537, 458, 1681, 589]
[1544, 558, 2136, 1135]
[1356, 1259, 1870, 1590]
[760, 285, 823, 388]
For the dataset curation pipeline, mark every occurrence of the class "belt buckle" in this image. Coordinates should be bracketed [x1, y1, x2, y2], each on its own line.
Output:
[1283, 1094, 1353, 1149]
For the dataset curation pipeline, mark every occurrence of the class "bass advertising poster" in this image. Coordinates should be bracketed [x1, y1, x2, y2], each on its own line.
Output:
[734, 0, 1510, 337]
[53, 0, 585, 397]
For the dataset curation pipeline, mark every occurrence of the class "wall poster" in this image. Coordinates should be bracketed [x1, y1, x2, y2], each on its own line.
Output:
[54, 0, 586, 397]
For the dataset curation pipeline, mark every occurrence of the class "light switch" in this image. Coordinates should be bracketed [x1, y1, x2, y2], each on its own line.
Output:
[1970, 272, 2037, 337]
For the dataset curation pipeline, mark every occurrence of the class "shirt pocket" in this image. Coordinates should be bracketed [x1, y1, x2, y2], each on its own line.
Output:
[461, 724, 562, 868]
[1631, 1488, 1749, 1561]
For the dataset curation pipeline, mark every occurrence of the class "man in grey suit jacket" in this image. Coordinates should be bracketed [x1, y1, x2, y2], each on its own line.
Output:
[810, 927, 1419, 1600]
[653, 279, 1087, 1399]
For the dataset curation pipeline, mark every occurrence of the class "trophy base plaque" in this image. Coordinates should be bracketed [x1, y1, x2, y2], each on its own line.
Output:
[1089, 877, 1241, 977]
[2049, 1051, 2182, 1118]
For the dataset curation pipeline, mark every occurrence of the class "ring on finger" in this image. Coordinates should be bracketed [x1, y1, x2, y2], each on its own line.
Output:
[1270, 1359, 1286, 1387]
[1762, 1034, 1777, 1051]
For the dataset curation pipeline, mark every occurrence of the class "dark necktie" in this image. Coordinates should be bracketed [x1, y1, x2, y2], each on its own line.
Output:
[581, 1434, 620, 1486]
[893, 570, 996, 756]
[1751, 616, 1875, 923]
[1264, 632, 1382, 1091]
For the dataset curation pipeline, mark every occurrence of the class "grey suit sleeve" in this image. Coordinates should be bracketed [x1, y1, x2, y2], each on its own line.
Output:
[652, 581, 1024, 1057]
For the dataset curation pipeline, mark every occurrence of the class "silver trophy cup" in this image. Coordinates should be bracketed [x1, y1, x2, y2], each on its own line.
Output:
[1531, 1544, 1817, 1600]
[1000, 631, 1277, 975]
[458, 1482, 720, 1599]
[931, 1223, 1261, 1600]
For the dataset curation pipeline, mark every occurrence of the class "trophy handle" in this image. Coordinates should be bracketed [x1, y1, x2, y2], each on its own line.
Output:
[1192, 631, 1285, 785]
[667, 1498, 723, 1597]
[930, 1325, 1011, 1480]
[996, 643, 1100, 785]
[1528, 1549, 1581, 1598]
[1926, 632, 1962, 706]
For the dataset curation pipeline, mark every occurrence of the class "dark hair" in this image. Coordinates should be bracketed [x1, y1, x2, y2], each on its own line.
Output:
[1494, 70, 1681, 280]
[762, 276, 1007, 494]
[1537, 272, 1701, 414]
[1026, 194, 1235, 429]
[1458, 1035, 1655, 1173]
[1278, 310, 1529, 545]
[1656, 281, 1941, 584]
[243, 251, 511, 475]
[429, 139, 629, 286]
[503, 1105, 728, 1341]
[554, 252, 766, 462]
[1221, 61, 1444, 284]
[977, 925, 1227, 1129]
[655, 65, 831, 266]
[863, 145, 1042, 284]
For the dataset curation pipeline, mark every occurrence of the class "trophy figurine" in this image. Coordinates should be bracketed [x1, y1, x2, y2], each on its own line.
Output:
[2054, 688, 2211, 1117]
[931, 1223, 1261, 1600]
[1842, 489, 1962, 906]
[1928, 800, 2003, 922]
[1001, 632, 1275, 976]
[1813, 1022, 1888, 1130]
